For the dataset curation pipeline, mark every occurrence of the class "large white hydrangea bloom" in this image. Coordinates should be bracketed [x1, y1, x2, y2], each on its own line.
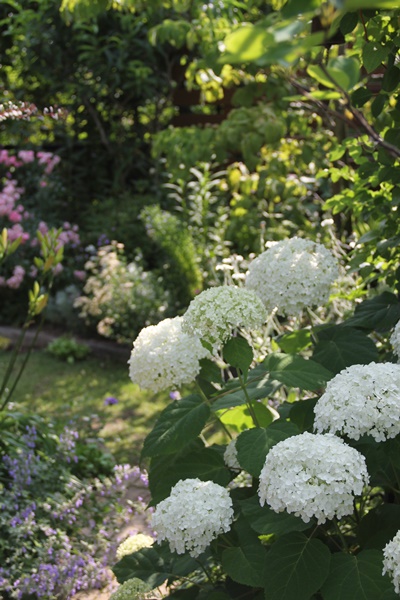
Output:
[128, 317, 209, 393]
[258, 432, 369, 524]
[390, 320, 400, 361]
[245, 237, 338, 315]
[182, 285, 267, 351]
[383, 530, 400, 594]
[151, 478, 234, 557]
[314, 362, 400, 442]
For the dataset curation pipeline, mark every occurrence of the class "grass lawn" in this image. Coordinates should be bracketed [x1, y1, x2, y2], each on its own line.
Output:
[0, 348, 168, 464]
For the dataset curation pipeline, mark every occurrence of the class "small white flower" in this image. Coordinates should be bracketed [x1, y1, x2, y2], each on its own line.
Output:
[116, 533, 154, 560]
[383, 530, 400, 594]
[258, 432, 369, 524]
[151, 478, 234, 557]
[390, 320, 400, 361]
[314, 362, 400, 442]
[128, 317, 209, 393]
[224, 439, 241, 471]
[182, 285, 267, 351]
[245, 237, 338, 315]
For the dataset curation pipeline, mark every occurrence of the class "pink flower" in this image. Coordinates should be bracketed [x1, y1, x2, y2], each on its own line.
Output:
[52, 263, 63, 276]
[73, 270, 86, 281]
[6, 265, 25, 289]
[18, 150, 35, 163]
[39, 180, 48, 188]
[8, 210, 22, 223]
[8, 224, 29, 244]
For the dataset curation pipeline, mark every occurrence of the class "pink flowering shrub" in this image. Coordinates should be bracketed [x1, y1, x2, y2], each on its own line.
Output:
[0, 149, 84, 320]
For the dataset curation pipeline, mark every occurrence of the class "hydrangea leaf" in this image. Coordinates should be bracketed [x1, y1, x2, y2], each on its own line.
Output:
[262, 352, 333, 390]
[222, 542, 267, 588]
[223, 337, 253, 379]
[312, 326, 378, 374]
[344, 292, 400, 332]
[263, 532, 331, 600]
[276, 328, 312, 353]
[212, 371, 281, 411]
[320, 550, 396, 600]
[288, 397, 318, 432]
[358, 504, 400, 551]
[141, 394, 210, 458]
[240, 495, 311, 536]
[217, 403, 276, 432]
[236, 421, 300, 477]
[113, 545, 199, 589]
[149, 447, 232, 504]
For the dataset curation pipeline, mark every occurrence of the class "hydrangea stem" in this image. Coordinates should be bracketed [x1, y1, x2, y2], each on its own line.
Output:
[237, 371, 260, 428]
[195, 382, 232, 439]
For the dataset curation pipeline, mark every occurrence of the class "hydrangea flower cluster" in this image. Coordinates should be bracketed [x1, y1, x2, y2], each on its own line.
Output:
[182, 285, 267, 350]
[390, 320, 400, 361]
[109, 578, 151, 600]
[129, 316, 210, 393]
[314, 362, 400, 442]
[258, 432, 369, 524]
[245, 237, 338, 315]
[383, 530, 400, 594]
[151, 478, 234, 557]
[116, 533, 154, 560]
[224, 439, 241, 471]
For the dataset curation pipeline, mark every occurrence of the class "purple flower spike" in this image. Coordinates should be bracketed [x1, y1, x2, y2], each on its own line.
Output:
[104, 396, 118, 406]
[169, 390, 181, 400]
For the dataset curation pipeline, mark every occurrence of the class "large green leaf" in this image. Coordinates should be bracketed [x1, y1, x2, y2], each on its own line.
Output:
[223, 337, 253, 379]
[363, 42, 390, 74]
[276, 328, 312, 354]
[240, 496, 311, 536]
[113, 545, 199, 589]
[149, 446, 232, 504]
[236, 421, 299, 477]
[212, 370, 281, 411]
[222, 542, 267, 588]
[308, 57, 359, 92]
[358, 505, 400, 551]
[262, 353, 333, 390]
[288, 397, 318, 432]
[142, 394, 210, 458]
[312, 326, 378, 374]
[263, 532, 331, 600]
[222, 25, 274, 62]
[320, 550, 397, 600]
[344, 292, 400, 332]
[217, 403, 276, 432]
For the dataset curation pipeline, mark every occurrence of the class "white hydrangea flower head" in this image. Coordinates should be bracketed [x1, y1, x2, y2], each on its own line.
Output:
[224, 439, 241, 471]
[383, 530, 400, 594]
[390, 320, 400, 361]
[182, 285, 267, 351]
[116, 533, 154, 560]
[151, 478, 234, 557]
[314, 362, 400, 442]
[245, 237, 339, 315]
[258, 432, 369, 524]
[109, 578, 151, 600]
[128, 317, 210, 393]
